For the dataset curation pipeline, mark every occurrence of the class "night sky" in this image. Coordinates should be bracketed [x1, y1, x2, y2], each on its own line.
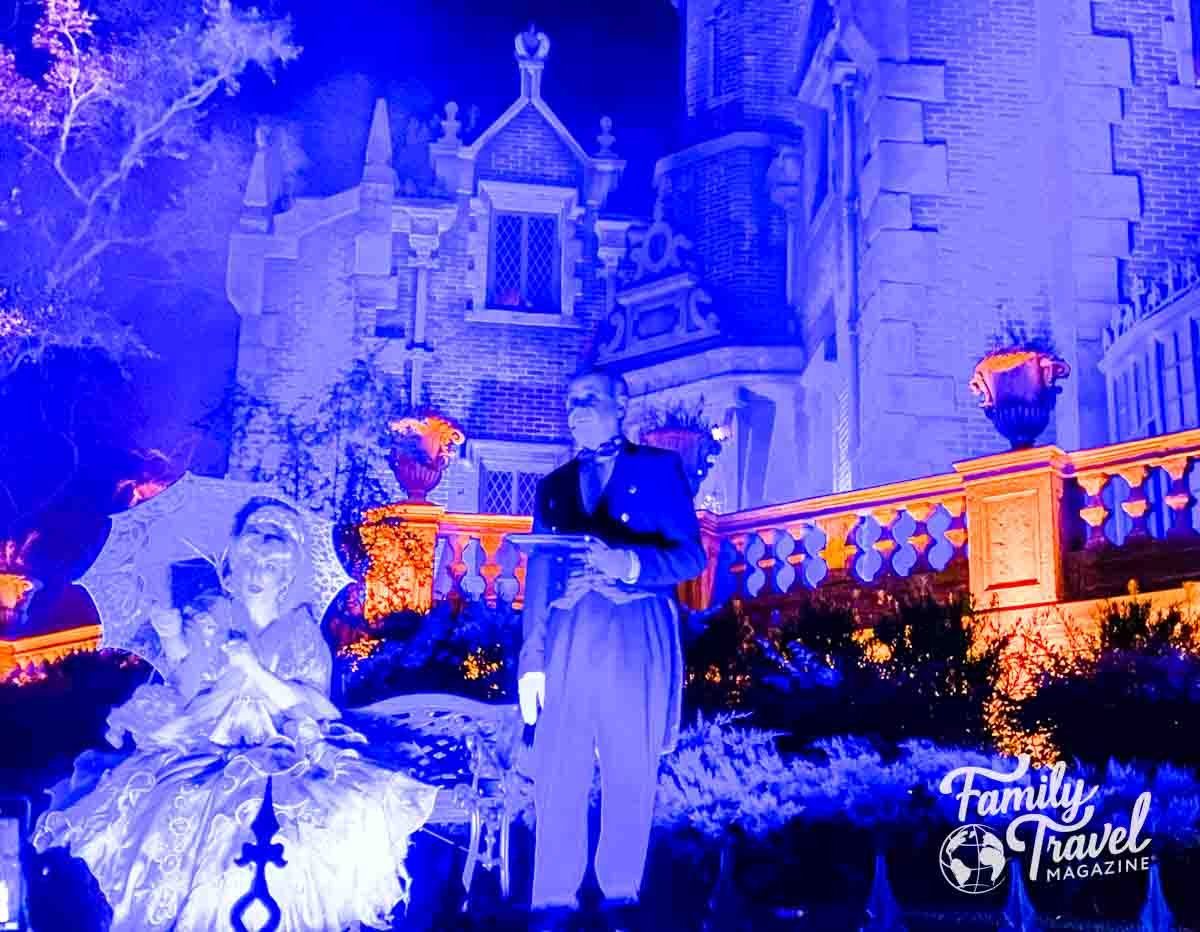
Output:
[247, 0, 681, 201]
[143, 0, 683, 469]
[1, 0, 684, 630]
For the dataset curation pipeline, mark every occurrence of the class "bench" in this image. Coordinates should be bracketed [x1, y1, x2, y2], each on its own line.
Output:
[346, 693, 530, 905]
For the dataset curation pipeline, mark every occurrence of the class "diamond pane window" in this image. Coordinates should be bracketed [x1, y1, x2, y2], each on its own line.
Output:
[493, 215, 523, 306]
[526, 217, 556, 309]
[483, 469, 514, 514]
[480, 468, 543, 515]
[516, 472, 539, 515]
[489, 212, 559, 312]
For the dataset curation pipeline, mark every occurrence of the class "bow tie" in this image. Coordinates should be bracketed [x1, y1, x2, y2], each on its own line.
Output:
[577, 436, 624, 462]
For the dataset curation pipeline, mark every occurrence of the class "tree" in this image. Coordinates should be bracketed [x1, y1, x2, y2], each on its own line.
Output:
[0, 0, 301, 372]
[203, 354, 411, 526]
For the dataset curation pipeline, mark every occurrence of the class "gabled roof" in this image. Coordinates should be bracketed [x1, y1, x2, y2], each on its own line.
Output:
[462, 88, 590, 166]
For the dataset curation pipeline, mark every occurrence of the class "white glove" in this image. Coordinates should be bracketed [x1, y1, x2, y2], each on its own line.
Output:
[518, 671, 546, 726]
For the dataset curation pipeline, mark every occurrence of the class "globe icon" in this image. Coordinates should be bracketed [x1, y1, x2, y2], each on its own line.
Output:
[939, 824, 1007, 894]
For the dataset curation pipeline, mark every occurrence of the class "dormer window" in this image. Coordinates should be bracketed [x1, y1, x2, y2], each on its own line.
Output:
[466, 180, 584, 327]
[490, 212, 559, 311]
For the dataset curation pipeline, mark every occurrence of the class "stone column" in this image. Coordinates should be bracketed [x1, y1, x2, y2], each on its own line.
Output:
[358, 502, 446, 621]
[953, 446, 1069, 613]
[767, 144, 807, 311]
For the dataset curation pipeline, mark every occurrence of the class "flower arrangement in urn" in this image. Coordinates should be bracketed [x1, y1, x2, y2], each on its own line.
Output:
[969, 323, 1070, 450]
[640, 397, 725, 497]
[386, 411, 465, 502]
[0, 532, 41, 629]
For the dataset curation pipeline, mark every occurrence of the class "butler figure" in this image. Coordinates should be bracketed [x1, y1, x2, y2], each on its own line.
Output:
[519, 370, 706, 929]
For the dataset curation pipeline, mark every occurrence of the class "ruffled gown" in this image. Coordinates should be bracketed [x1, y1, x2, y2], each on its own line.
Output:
[33, 603, 440, 932]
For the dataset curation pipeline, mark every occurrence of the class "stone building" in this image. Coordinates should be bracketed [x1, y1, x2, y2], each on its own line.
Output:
[226, 2, 1200, 516]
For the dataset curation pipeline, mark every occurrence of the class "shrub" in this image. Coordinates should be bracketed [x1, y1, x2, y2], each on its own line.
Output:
[684, 595, 1004, 750]
[1012, 599, 1200, 768]
[339, 599, 521, 706]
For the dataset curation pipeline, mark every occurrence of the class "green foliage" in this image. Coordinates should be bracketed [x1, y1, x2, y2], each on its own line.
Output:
[985, 319, 1058, 356]
[656, 712, 805, 840]
[340, 599, 522, 705]
[0, 648, 148, 798]
[0, 0, 300, 371]
[199, 354, 406, 524]
[1013, 599, 1200, 767]
[1096, 598, 1195, 655]
[641, 396, 718, 435]
[684, 595, 1004, 750]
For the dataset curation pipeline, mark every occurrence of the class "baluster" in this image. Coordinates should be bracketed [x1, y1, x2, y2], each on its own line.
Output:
[444, 531, 469, 602]
[772, 528, 797, 594]
[433, 536, 456, 601]
[903, 501, 934, 572]
[1158, 457, 1196, 538]
[941, 494, 968, 561]
[493, 537, 521, 605]
[852, 514, 884, 584]
[818, 514, 858, 575]
[800, 524, 829, 589]
[924, 505, 956, 571]
[1115, 465, 1150, 541]
[478, 532, 504, 604]
[869, 509, 898, 575]
[1076, 474, 1111, 550]
[743, 533, 769, 597]
[888, 509, 920, 577]
[728, 533, 750, 599]
[459, 538, 487, 601]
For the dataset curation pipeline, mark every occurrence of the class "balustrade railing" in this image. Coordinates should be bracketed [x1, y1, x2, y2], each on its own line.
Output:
[356, 428, 1200, 624]
[6, 431, 1199, 674]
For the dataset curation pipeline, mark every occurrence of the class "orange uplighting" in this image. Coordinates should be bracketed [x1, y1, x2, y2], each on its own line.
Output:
[0, 573, 34, 613]
[337, 636, 382, 672]
[462, 648, 502, 681]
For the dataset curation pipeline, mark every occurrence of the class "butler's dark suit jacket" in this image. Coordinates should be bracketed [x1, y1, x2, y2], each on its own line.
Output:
[518, 439, 706, 755]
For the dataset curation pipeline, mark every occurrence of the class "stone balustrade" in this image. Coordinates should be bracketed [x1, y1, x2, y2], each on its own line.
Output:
[357, 427, 1200, 622]
[4, 429, 1198, 676]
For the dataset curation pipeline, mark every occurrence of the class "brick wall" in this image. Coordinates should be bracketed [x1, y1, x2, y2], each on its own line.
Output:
[1093, 0, 1200, 284]
[419, 203, 600, 443]
[475, 107, 583, 189]
[680, 0, 804, 131]
[662, 145, 790, 341]
[231, 99, 606, 498]
[841, 0, 1200, 487]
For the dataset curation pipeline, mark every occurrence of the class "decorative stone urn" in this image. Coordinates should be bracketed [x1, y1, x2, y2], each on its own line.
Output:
[0, 572, 40, 628]
[386, 413, 465, 502]
[640, 419, 724, 497]
[969, 350, 1071, 450]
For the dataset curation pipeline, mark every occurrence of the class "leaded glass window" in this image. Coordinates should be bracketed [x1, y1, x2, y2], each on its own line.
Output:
[489, 212, 559, 312]
[481, 468, 543, 515]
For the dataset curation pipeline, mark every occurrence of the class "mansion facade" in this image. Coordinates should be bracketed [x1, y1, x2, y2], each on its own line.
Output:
[226, 0, 1200, 515]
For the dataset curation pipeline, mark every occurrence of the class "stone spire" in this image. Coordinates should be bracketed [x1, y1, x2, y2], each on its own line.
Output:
[363, 98, 397, 189]
[239, 122, 281, 233]
[514, 24, 551, 99]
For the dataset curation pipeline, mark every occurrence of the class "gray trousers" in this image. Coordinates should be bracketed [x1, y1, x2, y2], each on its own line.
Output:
[528, 593, 672, 908]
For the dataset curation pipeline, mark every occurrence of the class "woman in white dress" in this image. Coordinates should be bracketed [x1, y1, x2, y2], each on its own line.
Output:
[34, 497, 439, 931]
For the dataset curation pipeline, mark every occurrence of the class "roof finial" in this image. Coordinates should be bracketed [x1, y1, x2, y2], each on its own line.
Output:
[596, 116, 616, 157]
[439, 101, 462, 145]
[241, 120, 281, 229]
[514, 25, 550, 99]
[515, 23, 550, 61]
[363, 98, 397, 188]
